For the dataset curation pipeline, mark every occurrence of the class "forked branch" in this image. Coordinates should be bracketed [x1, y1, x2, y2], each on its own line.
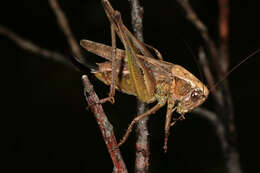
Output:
[1, 1, 128, 172]
[177, 0, 242, 173]
[82, 75, 127, 173]
[176, 0, 218, 60]
[49, 0, 82, 58]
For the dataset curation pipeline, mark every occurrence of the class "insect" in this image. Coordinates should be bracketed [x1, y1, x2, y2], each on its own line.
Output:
[80, 0, 209, 152]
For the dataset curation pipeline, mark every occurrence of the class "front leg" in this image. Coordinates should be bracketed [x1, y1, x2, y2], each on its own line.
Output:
[99, 24, 117, 104]
[164, 97, 176, 152]
[102, 0, 156, 103]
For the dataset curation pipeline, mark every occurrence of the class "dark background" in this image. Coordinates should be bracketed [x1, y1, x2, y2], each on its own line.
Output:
[1, 0, 260, 172]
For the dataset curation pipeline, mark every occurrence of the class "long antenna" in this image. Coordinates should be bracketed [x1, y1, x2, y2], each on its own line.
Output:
[210, 48, 260, 92]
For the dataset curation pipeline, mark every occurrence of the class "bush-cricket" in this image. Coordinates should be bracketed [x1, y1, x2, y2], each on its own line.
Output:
[77, 0, 258, 152]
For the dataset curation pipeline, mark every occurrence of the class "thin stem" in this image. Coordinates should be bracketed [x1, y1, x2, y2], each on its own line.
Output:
[49, 0, 83, 59]
[0, 25, 72, 68]
[129, 0, 150, 172]
[218, 0, 242, 172]
[219, 0, 230, 74]
[178, 0, 242, 173]
[177, 0, 220, 75]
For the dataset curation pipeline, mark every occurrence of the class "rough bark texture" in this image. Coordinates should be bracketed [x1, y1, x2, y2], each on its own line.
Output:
[129, 0, 150, 172]
[82, 75, 128, 173]
[0, 0, 245, 172]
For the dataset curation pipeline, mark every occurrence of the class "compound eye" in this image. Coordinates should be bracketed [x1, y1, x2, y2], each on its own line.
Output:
[191, 90, 201, 102]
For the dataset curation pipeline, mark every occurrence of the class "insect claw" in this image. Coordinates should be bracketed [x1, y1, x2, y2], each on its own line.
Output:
[171, 114, 186, 126]
[85, 102, 99, 110]
[170, 121, 176, 127]
[99, 96, 115, 104]
[180, 114, 186, 120]
[85, 97, 115, 110]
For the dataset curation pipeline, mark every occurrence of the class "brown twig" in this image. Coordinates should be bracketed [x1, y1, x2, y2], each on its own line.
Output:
[217, 1, 242, 173]
[49, 0, 83, 59]
[135, 100, 149, 173]
[1, 1, 128, 172]
[178, 0, 242, 173]
[219, 0, 230, 74]
[194, 107, 241, 173]
[193, 107, 228, 150]
[49, 1, 128, 172]
[129, 0, 150, 172]
[176, 0, 221, 76]
[82, 75, 127, 173]
[0, 25, 73, 68]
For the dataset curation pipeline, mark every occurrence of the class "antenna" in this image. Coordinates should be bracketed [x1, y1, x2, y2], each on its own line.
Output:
[209, 48, 260, 92]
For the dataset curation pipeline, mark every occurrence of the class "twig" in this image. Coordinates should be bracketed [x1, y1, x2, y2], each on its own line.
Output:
[0, 25, 73, 68]
[217, 1, 242, 173]
[135, 100, 149, 173]
[193, 107, 228, 151]
[130, 0, 144, 42]
[218, 0, 230, 73]
[178, 0, 243, 173]
[194, 107, 241, 173]
[2, 1, 127, 171]
[176, 0, 221, 76]
[129, 0, 150, 172]
[82, 75, 128, 173]
[49, 1, 128, 172]
[49, 0, 83, 59]
[193, 107, 232, 168]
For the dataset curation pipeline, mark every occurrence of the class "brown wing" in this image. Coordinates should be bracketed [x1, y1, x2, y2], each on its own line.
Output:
[80, 40, 173, 82]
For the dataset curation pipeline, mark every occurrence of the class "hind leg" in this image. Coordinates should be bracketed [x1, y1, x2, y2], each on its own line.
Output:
[118, 102, 165, 147]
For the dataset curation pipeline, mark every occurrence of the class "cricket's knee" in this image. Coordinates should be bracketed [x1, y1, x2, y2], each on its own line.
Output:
[113, 11, 122, 22]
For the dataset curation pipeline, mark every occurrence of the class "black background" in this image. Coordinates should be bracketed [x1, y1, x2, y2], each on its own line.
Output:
[1, 0, 260, 172]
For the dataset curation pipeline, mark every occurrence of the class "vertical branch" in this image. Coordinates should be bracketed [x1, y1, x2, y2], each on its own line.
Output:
[177, 0, 243, 173]
[219, 0, 230, 74]
[135, 100, 149, 173]
[129, 0, 150, 172]
[218, 1, 242, 173]
[82, 75, 128, 173]
[176, 0, 219, 66]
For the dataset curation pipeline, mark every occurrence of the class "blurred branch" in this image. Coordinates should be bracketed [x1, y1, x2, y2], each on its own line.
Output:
[177, 0, 242, 173]
[193, 107, 228, 150]
[218, 0, 230, 73]
[176, 0, 221, 76]
[0, 25, 73, 68]
[129, 0, 150, 172]
[48, 1, 128, 172]
[217, 1, 242, 173]
[1, 1, 128, 172]
[49, 0, 83, 59]
[82, 75, 127, 173]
